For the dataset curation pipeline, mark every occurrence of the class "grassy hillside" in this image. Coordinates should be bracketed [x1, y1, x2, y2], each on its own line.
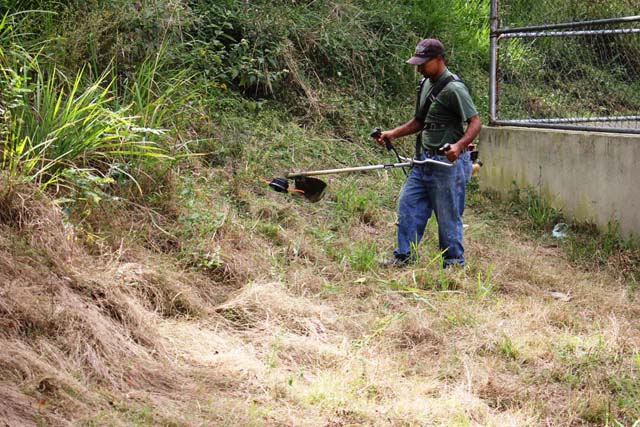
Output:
[1, 1, 639, 426]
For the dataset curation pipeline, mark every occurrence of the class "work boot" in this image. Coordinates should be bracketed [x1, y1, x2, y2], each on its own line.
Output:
[380, 255, 412, 269]
[443, 261, 465, 270]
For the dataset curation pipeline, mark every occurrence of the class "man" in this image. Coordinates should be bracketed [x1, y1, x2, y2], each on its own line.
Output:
[373, 38, 481, 268]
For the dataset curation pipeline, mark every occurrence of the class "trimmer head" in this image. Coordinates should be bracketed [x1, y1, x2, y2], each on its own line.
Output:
[268, 177, 289, 193]
[266, 176, 327, 202]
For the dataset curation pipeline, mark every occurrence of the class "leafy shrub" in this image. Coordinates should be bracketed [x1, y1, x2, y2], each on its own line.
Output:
[52, 0, 191, 76]
[179, 0, 492, 125]
[184, 1, 290, 97]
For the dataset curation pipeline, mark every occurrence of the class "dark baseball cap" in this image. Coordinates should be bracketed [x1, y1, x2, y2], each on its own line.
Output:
[406, 38, 445, 65]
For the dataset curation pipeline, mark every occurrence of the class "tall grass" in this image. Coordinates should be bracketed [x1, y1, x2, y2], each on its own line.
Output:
[0, 12, 188, 195]
[3, 62, 166, 190]
[118, 43, 198, 134]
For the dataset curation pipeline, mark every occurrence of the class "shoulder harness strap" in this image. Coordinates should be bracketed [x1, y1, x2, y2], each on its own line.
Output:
[415, 74, 461, 157]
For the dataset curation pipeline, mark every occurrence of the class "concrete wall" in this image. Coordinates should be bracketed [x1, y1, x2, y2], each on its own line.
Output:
[479, 126, 640, 238]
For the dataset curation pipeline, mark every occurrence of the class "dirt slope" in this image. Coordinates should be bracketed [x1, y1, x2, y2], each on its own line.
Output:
[1, 176, 638, 426]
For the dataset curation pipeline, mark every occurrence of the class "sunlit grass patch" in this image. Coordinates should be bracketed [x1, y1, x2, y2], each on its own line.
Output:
[4, 64, 167, 189]
[332, 180, 383, 226]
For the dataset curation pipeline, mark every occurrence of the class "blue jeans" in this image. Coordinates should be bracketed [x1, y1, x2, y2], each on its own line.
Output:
[459, 150, 472, 217]
[393, 152, 466, 266]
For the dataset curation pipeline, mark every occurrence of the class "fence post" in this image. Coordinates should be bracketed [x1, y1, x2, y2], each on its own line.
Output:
[489, 0, 499, 124]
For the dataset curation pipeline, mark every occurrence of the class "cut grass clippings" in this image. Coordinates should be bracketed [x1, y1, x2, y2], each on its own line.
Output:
[2, 171, 639, 426]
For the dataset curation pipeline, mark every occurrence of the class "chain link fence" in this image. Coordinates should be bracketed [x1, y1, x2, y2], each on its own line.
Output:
[490, 0, 640, 134]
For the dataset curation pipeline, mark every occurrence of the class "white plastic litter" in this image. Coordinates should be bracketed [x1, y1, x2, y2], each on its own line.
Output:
[552, 222, 568, 239]
[550, 291, 572, 302]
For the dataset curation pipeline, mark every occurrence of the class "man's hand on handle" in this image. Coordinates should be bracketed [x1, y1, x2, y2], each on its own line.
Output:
[446, 115, 481, 163]
[375, 130, 395, 147]
[370, 127, 395, 150]
[443, 142, 461, 163]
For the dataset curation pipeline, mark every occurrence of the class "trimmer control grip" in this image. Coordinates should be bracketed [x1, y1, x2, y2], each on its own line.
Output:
[370, 127, 392, 151]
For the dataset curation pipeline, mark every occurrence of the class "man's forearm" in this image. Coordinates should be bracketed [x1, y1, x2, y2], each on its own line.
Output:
[456, 115, 482, 149]
[388, 118, 423, 140]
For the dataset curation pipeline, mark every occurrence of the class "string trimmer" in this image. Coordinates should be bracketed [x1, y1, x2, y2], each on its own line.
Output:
[266, 128, 478, 202]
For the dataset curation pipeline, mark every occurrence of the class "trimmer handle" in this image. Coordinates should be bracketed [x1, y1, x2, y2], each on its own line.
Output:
[370, 127, 393, 151]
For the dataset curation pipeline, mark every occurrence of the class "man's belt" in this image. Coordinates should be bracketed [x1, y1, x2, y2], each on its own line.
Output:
[423, 147, 444, 155]
[424, 144, 467, 156]
[423, 122, 448, 130]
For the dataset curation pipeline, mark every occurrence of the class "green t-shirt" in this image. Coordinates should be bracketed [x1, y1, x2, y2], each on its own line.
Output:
[414, 68, 478, 151]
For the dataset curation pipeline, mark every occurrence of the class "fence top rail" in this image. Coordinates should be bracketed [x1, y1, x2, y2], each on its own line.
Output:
[496, 15, 640, 35]
[492, 121, 640, 135]
[498, 115, 640, 124]
[502, 27, 640, 38]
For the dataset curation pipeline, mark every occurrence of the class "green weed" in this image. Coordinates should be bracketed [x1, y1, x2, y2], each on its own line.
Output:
[498, 333, 519, 360]
[610, 378, 640, 422]
[475, 264, 497, 299]
[258, 223, 282, 243]
[333, 182, 379, 225]
[409, 250, 460, 291]
[577, 394, 610, 425]
[444, 312, 476, 327]
[186, 1, 290, 96]
[608, 355, 640, 422]
[54, 0, 190, 75]
[174, 174, 228, 271]
[506, 183, 561, 229]
[525, 187, 560, 229]
[56, 168, 117, 208]
[345, 241, 379, 272]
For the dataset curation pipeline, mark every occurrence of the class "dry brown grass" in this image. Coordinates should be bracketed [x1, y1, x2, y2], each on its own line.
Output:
[1, 178, 195, 424]
[1, 171, 639, 426]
